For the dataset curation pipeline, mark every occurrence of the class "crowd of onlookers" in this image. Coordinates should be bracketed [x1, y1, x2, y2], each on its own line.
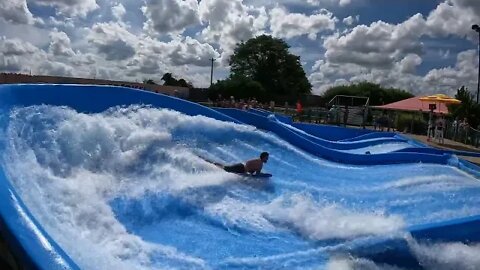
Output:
[373, 114, 393, 131]
[209, 95, 301, 113]
[427, 114, 447, 144]
[210, 96, 272, 110]
[450, 117, 473, 139]
[207, 97, 480, 147]
[418, 114, 474, 145]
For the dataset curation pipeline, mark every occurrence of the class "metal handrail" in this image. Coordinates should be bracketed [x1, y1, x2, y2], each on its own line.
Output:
[327, 95, 370, 107]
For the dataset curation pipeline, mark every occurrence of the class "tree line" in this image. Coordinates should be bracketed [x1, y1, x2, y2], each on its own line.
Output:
[143, 73, 192, 88]
[145, 35, 417, 107]
[321, 82, 414, 106]
[207, 35, 414, 105]
[448, 86, 480, 128]
[208, 35, 311, 103]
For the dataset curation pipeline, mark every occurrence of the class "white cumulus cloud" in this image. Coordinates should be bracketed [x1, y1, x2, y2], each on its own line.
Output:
[33, 0, 99, 18]
[142, 0, 199, 34]
[270, 7, 337, 40]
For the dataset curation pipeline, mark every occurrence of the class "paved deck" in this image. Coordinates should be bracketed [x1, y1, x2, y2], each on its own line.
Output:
[404, 134, 480, 165]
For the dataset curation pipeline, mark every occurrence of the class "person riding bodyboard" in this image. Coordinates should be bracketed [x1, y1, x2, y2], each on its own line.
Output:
[202, 152, 271, 178]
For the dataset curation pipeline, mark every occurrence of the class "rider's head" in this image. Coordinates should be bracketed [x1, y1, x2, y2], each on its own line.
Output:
[260, 152, 269, 163]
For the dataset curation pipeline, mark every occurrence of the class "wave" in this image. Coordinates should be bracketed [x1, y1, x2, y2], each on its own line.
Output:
[1, 104, 479, 269]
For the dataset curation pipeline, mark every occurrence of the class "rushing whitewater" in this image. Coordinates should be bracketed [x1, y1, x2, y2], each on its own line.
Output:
[2, 105, 480, 269]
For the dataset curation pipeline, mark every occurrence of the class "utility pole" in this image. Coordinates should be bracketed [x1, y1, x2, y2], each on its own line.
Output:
[472, 24, 480, 103]
[210, 58, 215, 86]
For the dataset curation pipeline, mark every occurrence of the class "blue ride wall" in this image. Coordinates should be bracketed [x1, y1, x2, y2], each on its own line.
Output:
[216, 108, 451, 165]
[0, 84, 478, 269]
[292, 122, 374, 141]
[0, 84, 241, 270]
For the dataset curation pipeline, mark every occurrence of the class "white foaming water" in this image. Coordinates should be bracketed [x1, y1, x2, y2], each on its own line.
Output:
[206, 193, 405, 240]
[3, 105, 263, 269]
[2, 105, 479, 270]
[263, 194, 405, 240]
[379, 174, 478, 193]
[408, 237, 480, 270]
[325, 237, 480, 270]
[4, 105, 383, 269]
[4, 106, 292, 269]
[326, 257, 406, 270]
[340, 142, 411, 154]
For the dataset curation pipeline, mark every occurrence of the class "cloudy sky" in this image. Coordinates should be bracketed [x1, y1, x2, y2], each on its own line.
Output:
[0, 0, 479, 95]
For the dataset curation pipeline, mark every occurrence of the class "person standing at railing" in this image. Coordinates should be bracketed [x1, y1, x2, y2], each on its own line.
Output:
[343, 105, 349, 127]
[296, 100, 303, 121]
[427, 112, 434, 142]
[476, 124, 480, 148]
[435, 116, 445, 144]
[452, 118, 458, 140]
[269, 101, 275, 112]
[460, 118, 470, 144]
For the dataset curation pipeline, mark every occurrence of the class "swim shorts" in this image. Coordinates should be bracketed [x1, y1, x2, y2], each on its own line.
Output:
[223, 163, 246, 173]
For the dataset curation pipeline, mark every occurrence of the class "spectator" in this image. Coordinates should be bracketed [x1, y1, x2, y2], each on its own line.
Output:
[296, 100, 303, 121]
[269, 101, 275, 112]
[329, 105, 339, 124]
[427, 113, 434, 141]
[460, 117, 470, 143]
[343, 105, 349, 127]
[435, 115, 445, 144]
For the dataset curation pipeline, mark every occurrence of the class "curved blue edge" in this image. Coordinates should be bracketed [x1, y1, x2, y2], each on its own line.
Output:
[248, 108, 293, 124]
[340, 132, 398, 142]
[248, 109, 480, 159]
[0, 84, 479, 269]
[248, 110, 407, 150]
[345, 214, 480, 269]
[216, 108, 452, 165]
[292, 122, 376, 141]
[394, 133, 480, 158]
[0, 84, 242, 124]
[0, 84, 245, 270]
[0, 166, 80, 270]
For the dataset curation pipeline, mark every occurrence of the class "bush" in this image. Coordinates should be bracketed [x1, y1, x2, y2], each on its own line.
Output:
[208, 75, 267, 101]
[396, 113, 427, 134]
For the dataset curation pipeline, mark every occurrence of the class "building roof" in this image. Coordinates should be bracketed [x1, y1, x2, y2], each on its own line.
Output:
[372, 96, 449, 114]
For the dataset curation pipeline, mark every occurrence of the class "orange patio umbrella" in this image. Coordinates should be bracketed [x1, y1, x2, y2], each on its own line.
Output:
[419, 94, 461, 105]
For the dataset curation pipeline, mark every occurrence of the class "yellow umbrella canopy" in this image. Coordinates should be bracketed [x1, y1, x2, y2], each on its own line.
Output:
[419, 94, 461, 104]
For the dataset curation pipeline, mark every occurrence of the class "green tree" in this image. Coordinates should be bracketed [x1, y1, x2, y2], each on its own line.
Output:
[161, 73, 175, 85]
[208, 75, 266, 101]
[229, 35, 311, 100]
[448, 86, 480, 127]
[177, 78, 192, 88]
[322, 82, 413, 106]
[161, 73, 193, 88]
[143, 79, 156, 85]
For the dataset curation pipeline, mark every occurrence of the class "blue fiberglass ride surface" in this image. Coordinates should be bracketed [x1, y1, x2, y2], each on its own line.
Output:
[219, 108, 408, 150]
[1, 84, 480, 269]
[216, 108, 452, 165]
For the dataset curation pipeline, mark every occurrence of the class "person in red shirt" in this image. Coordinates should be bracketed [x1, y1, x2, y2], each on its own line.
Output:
[296, 100, 303, 121]
[207, 152, 269, 175]
[296, 100, 303, 114]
